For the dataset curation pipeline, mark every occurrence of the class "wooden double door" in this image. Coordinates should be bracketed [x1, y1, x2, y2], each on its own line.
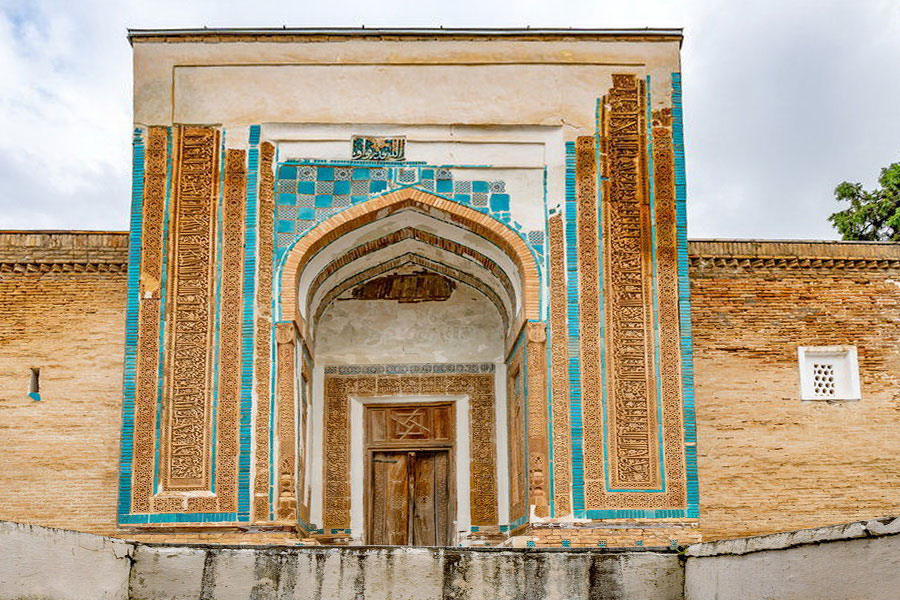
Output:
[365, 403, 454, 546]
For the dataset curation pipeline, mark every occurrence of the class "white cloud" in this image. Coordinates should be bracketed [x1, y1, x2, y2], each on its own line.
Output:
[0, 0, 897, 237]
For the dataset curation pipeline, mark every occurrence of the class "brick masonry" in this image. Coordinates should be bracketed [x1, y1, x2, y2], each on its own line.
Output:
[690, 240, 900, 540]
[1, 233, 898, 544]
[0, 232, 127, 536]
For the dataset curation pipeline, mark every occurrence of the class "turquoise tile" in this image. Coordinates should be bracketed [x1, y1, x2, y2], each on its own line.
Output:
[490, 192, 510, 211]
[315, 195, 332, 208]
[317, 166, 334, 181]
[298, 207, 315, 220]
[276, 220, 294, 233]
[351, 195, 367, 204]
[436, 179, 453, 193]
[473, 181, 489, 193]
[278, 165, 297, 179]
[369, 180, 387, 193]
[454, 193, 471, 205]
[297, 181, 314, 194]
[278, 193, 296, 206]
[352, 167, 370, 180]
[333, 180, 350, 194]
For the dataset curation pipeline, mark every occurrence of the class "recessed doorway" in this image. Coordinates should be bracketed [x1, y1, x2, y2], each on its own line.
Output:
[365, 403, 455, 546]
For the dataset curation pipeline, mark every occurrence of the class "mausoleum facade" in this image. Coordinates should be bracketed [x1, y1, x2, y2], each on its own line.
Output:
[1, 29, 898, 549]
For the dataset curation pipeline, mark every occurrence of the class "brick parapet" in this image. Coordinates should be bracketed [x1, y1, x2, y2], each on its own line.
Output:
[0, 231, 129, 265]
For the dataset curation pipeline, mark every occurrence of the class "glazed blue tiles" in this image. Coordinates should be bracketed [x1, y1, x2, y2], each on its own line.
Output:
[272, 160, 545, 269]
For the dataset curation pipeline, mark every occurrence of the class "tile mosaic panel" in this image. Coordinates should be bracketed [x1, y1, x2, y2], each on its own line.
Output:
[272, 161, 545, 271]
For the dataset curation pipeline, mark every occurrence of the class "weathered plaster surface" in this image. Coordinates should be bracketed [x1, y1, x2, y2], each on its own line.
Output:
[0, 520, 132, 600]
[133, 38, 681, 130]
[316, 284, 504, 364]
[130, 544, 684, 600]
[684, 517, 900, 600]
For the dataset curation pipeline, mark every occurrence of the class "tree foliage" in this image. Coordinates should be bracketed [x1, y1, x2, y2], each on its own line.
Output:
[829, 161, 900, 241]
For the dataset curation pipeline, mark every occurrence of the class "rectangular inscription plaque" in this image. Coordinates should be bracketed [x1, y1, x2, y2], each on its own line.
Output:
[351, 135, 405, 161]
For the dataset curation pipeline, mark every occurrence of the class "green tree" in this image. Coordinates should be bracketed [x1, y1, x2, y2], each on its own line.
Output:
[829, 161, 900, 241]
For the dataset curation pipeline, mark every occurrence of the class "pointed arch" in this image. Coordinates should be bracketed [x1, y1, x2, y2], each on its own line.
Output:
[278, 188, 541, 328]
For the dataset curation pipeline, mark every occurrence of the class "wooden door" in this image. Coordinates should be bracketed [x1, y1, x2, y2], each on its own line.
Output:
[369, 450, 450, 546]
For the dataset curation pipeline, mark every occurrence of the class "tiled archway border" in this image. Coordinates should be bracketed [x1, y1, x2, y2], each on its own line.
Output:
[278, 188, 541, 327]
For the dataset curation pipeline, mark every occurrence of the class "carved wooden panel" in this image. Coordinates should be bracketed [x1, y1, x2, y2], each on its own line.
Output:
[132, 126, 168, 511]
[161, 126, 219, 491]
[367, 404, 453, 445]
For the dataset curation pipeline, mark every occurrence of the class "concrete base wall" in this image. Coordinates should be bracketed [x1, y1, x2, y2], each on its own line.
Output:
[0, 520, 132, 600]
[684, 517, 900, 600]
[4, 518, 899, 599]
[130, 545, 683, 600]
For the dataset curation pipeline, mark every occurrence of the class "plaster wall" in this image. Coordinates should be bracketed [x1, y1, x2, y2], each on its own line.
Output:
[133, 38, 682, 130]
[0, 520, 132, 600]
[684, 517, 900, 600]
[316, 285, 504, 365]
[129, 544, 684, 600]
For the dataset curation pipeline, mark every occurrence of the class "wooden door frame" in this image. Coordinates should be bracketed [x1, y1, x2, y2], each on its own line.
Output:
[363, 401, 456, 545]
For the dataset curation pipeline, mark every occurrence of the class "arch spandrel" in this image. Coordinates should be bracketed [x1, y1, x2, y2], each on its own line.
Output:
[277, 188, 541, 329]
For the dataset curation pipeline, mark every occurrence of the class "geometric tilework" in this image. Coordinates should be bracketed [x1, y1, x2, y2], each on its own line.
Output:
[273, 161, 545, 269]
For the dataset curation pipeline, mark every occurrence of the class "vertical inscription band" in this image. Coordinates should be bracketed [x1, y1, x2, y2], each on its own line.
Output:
[652, 108, 687, 501]
[526, 322, 549, 518]
[275, 322, 298, 521]
[162, 126, 220, 490]
[601, 75, 660, 490]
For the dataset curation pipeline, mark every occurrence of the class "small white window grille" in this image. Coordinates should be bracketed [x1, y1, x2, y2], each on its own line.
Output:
[811, 363, 836, 397]
[798, 346, 861, 401]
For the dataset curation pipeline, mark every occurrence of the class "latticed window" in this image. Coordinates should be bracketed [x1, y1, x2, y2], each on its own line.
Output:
[798, 346, 861, 401]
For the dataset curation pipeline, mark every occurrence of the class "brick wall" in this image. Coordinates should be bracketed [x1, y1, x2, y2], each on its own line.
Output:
[2, 233, 898, 544]
[0, 232, 128, 535]
[690, 240, 900, 540]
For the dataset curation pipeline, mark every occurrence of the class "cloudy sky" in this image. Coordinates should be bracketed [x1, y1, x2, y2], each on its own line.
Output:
[0, 0, 897, 239]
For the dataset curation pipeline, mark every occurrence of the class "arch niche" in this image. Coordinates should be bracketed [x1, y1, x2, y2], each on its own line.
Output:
[274, 188, 543, 544]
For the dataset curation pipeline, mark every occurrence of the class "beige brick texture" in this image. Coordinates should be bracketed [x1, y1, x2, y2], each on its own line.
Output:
[2, 234, 898, 546]
[0, 232, 127, 536]
[690, 241, 900, 541]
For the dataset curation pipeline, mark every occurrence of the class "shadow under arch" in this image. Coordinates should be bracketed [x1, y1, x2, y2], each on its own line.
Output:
[277, 187, 541, 331]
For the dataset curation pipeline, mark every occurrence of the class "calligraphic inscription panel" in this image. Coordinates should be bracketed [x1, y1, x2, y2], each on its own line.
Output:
[600, 75, 661, 492]
[525, 322, 549, 518]
[161, 126, 220, 491]
[351, 135, 405, 161]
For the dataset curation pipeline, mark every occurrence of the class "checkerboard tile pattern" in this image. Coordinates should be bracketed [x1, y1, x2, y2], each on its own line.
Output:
[272, 161, 545, 268]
